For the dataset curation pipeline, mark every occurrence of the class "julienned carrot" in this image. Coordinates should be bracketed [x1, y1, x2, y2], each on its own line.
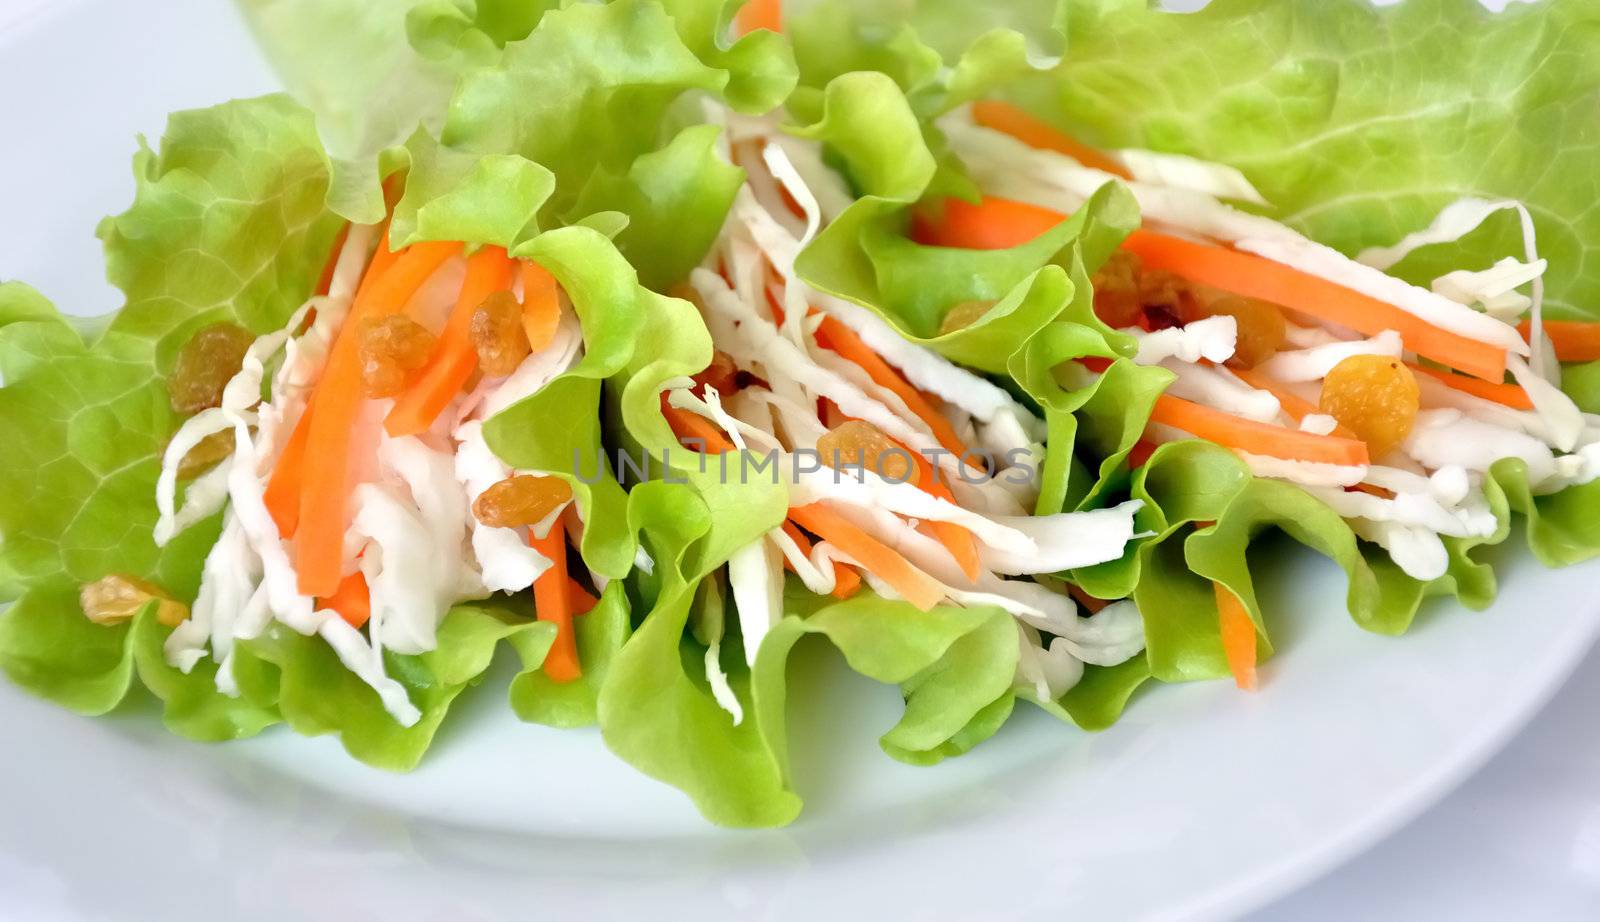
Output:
[530, 519, 581, 682]
[1517, 320, 1600, 362]
[1126, 439, 1158, 470]
[295, 240, 463, 597]
[788, 503, 946, 611]
[384, 246, 516, 437]
[734, 0, 781, 35]
[813, 314, 981, 469]
[320, 571, 371, 630]
[567, 577, 600, 616]
[1123, 230, 1509, 382]
[901, 440, 981, 582]
[1227, 366, 1360, 439]
[520, 261, 561, 353]
[910, 196, 1066, 251]
[264, 410, 312, 536]
[780, 519, 862, 599]
[314, 224, 352, 297]
[662, 402, 737, 453]
[1213, 582, 1258, 691]
[1066, 582, 1110, 614]
[1407, 362, 1534, 410]
[353, 227, 404, 304]
[969, 100, 1132, 179]
[266, 227, 397, 537]
[1150, 394, 1371, 467]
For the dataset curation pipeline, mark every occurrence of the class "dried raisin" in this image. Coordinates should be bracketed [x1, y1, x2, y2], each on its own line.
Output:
[1319, 355, 1420, 459]
[168, 322, 254, 414]
[473, 474, 574, 528]
[1091, 250, 1145, 328]
[1139, 270, 1195, 330]
[80, 573, 188, 628]
[470, 290, 531, 378]
[816, 420, 916, 482]
[175, 428, 235, 479]
[359, 315, 436, 398]
[1189, 295, 1286, 369]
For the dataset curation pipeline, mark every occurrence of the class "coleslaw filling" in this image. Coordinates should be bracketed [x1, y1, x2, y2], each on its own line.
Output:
[154, 228, 587, 725]
[943, 102, 1600, 583]
[677, 114, 1149, 706]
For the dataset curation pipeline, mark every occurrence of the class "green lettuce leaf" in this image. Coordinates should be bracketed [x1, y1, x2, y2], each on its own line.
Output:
[1019, 0, 1600, 320]
[507, 582, 631, 729]
[233, 605, 536, 770]
[1116, 441, 1510, 683]
[0, 96, 339, 731]
[786, 0, 1057, 120]
[599, 479, 1023, 826]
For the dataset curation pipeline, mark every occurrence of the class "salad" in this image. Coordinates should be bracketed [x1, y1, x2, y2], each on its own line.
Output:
[2, 0, 1598, 828]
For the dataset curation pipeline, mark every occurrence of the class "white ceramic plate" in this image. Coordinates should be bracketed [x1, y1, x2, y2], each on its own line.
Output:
[2, 1, 1596, 919]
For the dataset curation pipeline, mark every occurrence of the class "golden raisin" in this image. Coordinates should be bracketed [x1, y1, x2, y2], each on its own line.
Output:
[938, 299, 996, 336]
[1138, 269, 1197, 329]
[175, 428, 235, 479]
[473, 475, 574, 528]
[1319, 355, 1420, 459]
[80, 574, 188, 628]
[359, 315, 437, 398]
[1090, 250, 1145, 328]
[817, 420, 916, 482]
[470, 290, 531, 378]
[168, 321, 254, 414]
[693, 349, 739, 396]
[1191, 295, 1286, 369]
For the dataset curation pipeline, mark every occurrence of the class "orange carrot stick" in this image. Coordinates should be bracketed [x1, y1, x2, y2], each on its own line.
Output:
[813, 314, 981, 468]
[384, 246, 516, 437]
[1066, 583, 1110, 614]
[295, 240, 462, 597]
[734, 0, 781, 35]
[314, 224, 352, 297]
[1407, 362, 1534, 410]
[320, 571, 371, 630]
[788, 503, 945, 611]
[662, 402, 737, 454]
[530, 519, 581, 682]
[1150, 394, 1371, 467]
[897, 441, 981, 582]
[1228, 366, 1360, 438]
[566, 577, 599, 616]
[1517, 320, 1600, 362]
[520, 261, 562, 354]
[970, 100, 1132, 179]
[263, 409, 313, 537]
[781, 519, 862, 600]
[1214, 582, 1258, 691]
[352, 227, 403, 304]
[1123, 230, 1509, 382]
[266, 225, 404, 536]
[910, 195, 1066, 251]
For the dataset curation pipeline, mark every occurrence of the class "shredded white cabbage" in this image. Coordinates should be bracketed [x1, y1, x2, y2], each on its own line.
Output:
[728, 537, 785, 668]
[1162, 362, 1282, 422]
[942, 113, 1528, 356]
[1256, 330, 1404, 383]
[1130, 315, 1238, 365]
[1114, 148, 1269, 205]
[1237, 452, 1368, 488]
[704, 641, 744, 725]
[1433, 258, 1543, 322]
